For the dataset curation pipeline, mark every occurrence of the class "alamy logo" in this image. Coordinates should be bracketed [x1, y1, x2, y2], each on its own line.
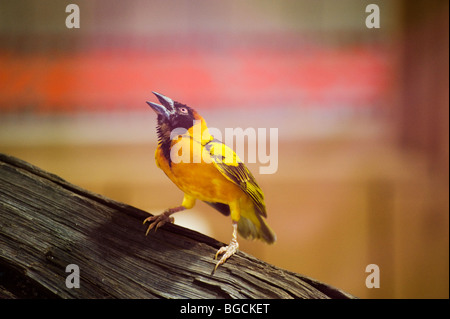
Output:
[65, 264, 80, 288]
[65, 4, 80, 29]
[365, 4, 380, 29]
[169, 120, 278, 174]
[365, 264, 380, 288]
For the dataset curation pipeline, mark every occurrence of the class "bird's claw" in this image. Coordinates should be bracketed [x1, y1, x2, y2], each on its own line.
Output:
[143, 211, 175, 235]
[213, 238, 239, 273]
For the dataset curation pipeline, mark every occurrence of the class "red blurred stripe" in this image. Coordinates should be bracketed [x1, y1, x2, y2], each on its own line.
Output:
[0, 45, 391, 113]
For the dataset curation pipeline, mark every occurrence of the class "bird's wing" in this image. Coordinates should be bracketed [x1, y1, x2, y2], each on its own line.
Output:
[204, 139, 267, 217]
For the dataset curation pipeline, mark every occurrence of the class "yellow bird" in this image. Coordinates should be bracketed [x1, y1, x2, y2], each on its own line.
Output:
[143, 92, 276, 272]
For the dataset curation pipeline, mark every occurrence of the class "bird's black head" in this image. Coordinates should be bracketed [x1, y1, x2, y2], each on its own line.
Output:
[146, 92, 198, 132]
[147, 92, 210, 165]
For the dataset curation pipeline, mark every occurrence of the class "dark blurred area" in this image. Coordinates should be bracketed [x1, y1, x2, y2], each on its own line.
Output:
[0, 0, 448, 298]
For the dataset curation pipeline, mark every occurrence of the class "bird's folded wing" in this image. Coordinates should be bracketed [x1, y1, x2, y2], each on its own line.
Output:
[204, 139, 267, 217]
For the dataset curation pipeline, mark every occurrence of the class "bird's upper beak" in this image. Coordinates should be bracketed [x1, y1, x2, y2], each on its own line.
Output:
[146, 92, 175, 119]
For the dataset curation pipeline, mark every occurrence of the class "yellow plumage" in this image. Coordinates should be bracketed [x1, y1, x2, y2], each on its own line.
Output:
[144, 92, 276, 271]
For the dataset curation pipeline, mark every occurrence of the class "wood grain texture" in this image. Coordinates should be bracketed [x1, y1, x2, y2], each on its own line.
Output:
[0, 153, 355, 299]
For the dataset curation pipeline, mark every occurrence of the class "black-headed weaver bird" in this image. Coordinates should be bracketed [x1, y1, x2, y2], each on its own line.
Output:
[143, 92, 276, 272]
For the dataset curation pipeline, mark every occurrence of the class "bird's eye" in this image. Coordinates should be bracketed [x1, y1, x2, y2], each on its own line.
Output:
[179, 107, 188, 114]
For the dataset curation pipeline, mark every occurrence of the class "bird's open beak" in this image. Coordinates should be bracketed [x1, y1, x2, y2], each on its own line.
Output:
[146, 92, 175, 119]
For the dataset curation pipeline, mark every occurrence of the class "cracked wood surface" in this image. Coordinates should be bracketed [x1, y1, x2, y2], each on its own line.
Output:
[0, 153, 355, 299]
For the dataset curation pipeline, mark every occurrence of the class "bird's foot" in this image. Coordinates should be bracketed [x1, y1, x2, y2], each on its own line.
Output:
[213, 237, 239, 273]
[143, 209, 176, 235]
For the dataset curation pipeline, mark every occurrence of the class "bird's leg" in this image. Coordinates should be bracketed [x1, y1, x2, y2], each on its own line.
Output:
[143, 206, 185, 235]
[213, 221, 239, 273]
[143, 195, 196, 235]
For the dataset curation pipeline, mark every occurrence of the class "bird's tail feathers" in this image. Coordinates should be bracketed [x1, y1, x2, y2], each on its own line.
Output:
[237, 214, 276, 244]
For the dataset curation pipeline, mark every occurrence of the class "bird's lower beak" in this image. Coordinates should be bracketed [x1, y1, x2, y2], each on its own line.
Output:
[146, 101, 170, 119]
[146, 92, 175, 119]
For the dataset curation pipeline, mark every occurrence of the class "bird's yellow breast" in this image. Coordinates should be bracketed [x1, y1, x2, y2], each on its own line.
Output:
[155, 145, 244, 204]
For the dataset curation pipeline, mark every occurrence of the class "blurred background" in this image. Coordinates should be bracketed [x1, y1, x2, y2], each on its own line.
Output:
[0, 0, 448, 298]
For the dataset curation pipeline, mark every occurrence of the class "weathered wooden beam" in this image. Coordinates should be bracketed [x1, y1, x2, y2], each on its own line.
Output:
[0, 153, 355, 299]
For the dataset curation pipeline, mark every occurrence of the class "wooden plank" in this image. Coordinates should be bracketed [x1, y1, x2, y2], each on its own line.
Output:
[0, 153, 355, 299]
